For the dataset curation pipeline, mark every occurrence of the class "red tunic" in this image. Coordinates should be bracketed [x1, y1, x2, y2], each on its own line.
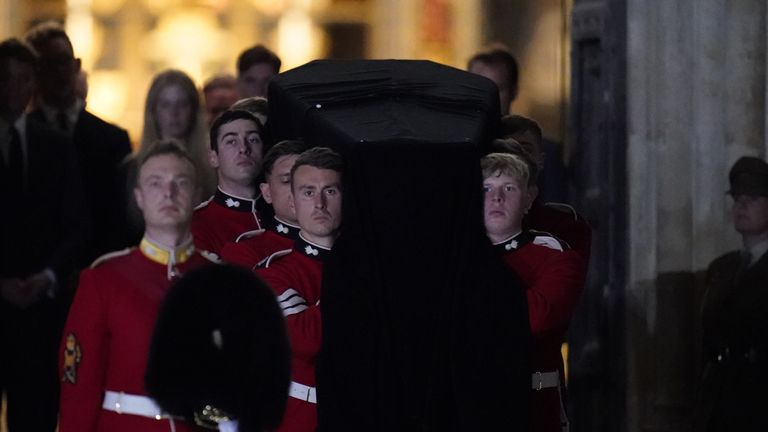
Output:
[496, 230, 586, 432]
[524, 201, 592, 264]
[191, 188, 263, 256]
[59, 238, 214, 432]
[256, 236, 327, 432]
[220, 217, 298, 269]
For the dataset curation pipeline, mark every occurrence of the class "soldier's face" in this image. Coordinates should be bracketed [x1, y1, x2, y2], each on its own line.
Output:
[483, 172, 531, 243]
[209, 118, 263, 186]
[290, 165, 342, 248]
[732, 194, 768, 238]
[260, 154, 299, 223]
[134, 153, 198, 230]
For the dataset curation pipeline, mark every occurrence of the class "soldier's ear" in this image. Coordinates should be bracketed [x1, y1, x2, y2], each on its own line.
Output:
[134, 187, 144, 211]
[208, 149, 220, 169]
[259, 183, 272, 204]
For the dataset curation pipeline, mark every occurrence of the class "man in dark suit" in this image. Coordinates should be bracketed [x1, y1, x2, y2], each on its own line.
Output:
[0, 37, 88, 432]
[696, 156, 768, 432]
[25, 21, 132, 262]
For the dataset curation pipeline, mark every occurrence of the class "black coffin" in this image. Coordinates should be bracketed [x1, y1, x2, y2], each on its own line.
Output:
[269, 59, 531, 432]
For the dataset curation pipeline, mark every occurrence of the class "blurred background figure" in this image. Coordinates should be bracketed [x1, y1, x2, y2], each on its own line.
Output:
[139, 69, 216, 198]
[0, 36, 88, 432]
[25, 20, 131, 263]
[236, 44, 281, 99]
[203, 73, 239, 126]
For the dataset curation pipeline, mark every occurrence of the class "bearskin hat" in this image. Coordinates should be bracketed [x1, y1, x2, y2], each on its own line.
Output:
[145, 264, 291, 431]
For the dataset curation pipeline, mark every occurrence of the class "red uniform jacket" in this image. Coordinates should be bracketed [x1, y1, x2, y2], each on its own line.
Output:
[220, 217, 298, 269]
[257, 236, 327, 432]
[191, 188, 263, 256]
[59, 238, 214, 432]
[496, 230, 586, 432]
[524, 201, 592, 264]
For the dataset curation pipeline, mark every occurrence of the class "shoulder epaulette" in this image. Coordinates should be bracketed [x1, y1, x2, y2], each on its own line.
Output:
[90, 248, 133, 268]
[194, 196, 214, 211]
[529, 230, 568, 251]
[199, 250, 222, 263]
[257, 248, 293, 269]
[235, 229, 266, 243]
[543, 202, 578, 220]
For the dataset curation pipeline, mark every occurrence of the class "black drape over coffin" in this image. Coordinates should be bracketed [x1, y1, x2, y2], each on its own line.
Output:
[269, 60, 531, 431]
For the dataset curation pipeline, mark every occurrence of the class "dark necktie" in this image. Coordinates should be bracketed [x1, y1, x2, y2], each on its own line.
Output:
[741, 250, 753, 268]
[57, 110, 69, 132]
[7, 125, 24, 194]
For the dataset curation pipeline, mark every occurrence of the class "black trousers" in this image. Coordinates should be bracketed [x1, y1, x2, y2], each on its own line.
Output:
[1, 296, 64, 432]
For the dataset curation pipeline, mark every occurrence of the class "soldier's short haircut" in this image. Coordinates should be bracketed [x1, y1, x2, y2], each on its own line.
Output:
[290, 147, 344, 188]
[489, 137, 540, 186]
[236, 44, 281, 75]
[209, 109, 262, 151]
[262, 139, 310, 178]
[230, 96, 269, 125]
[468, 43, 519, 102]
[0, 38, 38, 66]
[137, 139, 198, 182]
[481, 152, 530, 188]
[500, 114, 542, 144]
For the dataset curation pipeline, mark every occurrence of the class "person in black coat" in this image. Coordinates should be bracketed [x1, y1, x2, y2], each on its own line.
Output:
[25, 21, 131, 262]
[695, 156, 768, 432]
[0, 37, 88, 432]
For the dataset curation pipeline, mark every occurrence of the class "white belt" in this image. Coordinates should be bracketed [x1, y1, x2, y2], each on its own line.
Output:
[102, 391, 172, 420]
[531, 370, 560, 391]
[289, 381, 317, 404]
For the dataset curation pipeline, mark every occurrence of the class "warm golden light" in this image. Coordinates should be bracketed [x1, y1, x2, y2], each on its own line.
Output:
[67, 0, 97, 71]
[277, 8, 324, 70]
[142, 7, 233, 83]
[86, 70, 129, 125]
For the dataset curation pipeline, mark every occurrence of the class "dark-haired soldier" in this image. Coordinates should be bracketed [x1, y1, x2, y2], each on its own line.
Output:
[0, 37, 88, 432]
[59, 141, 215, 432]
[257, 147, 343, 432]
[236, 44, 281, 99]
[221, 139, 309, 268]
[191, 109, 264, 255]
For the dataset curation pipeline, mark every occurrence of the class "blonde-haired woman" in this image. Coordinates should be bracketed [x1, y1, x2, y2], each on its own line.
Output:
[139, 69, 216, 197]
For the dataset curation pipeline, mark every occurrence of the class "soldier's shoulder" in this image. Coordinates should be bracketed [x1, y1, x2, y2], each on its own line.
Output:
[193, 196, 214, 212]
[258, 248, 294, 269]
[528, 230, 568, 252]
[89, 248, 134, 269]
[235, 229, 266, 243]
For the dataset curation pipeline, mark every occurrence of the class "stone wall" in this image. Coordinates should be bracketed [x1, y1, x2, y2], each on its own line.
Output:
[626, 0, 766, 430]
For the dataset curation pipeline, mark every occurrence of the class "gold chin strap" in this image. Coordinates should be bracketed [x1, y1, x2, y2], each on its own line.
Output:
[139, 237, 195, 279]
[193, 405, 233, 430]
